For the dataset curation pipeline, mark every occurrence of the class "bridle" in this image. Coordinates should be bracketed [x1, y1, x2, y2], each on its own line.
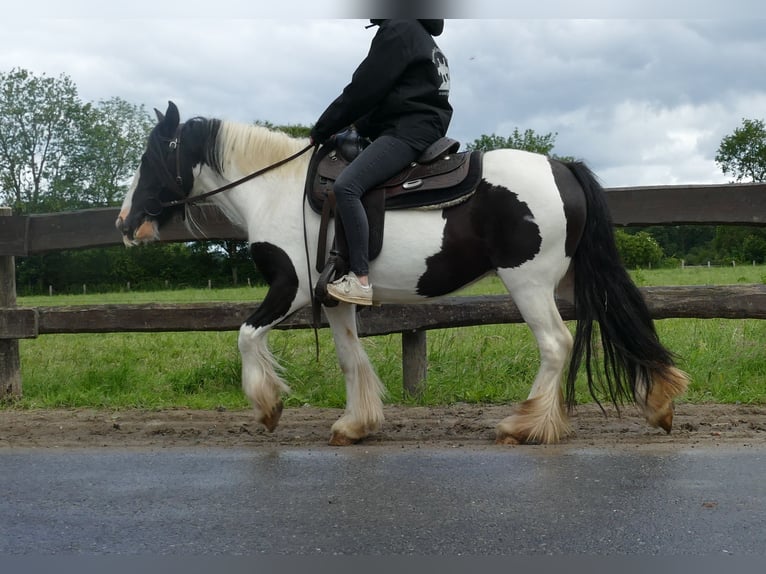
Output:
[144, 124, 316, 216]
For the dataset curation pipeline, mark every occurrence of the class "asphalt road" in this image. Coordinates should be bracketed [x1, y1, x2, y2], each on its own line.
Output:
[1, 445, 765, 556]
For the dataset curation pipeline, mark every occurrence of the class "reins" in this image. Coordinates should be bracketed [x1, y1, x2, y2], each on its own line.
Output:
[160, 141, 316, 209]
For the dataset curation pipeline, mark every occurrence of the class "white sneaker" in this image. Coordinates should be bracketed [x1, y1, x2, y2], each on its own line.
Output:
[326, 272, 373, 305]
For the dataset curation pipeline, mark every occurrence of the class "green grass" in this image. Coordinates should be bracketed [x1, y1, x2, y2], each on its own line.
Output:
[628, 263, 766, 287]
[19, 286, 269, 307]
[7, 266, 766, 410]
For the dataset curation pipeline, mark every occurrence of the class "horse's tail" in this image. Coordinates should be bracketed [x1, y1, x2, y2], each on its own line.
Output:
[563, 161, 688, 420]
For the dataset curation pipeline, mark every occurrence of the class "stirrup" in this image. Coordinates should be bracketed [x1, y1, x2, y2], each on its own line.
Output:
[314, 252, 344, 307]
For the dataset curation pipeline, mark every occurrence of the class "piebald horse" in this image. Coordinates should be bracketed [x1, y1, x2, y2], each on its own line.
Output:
[116, 101, 688, 445]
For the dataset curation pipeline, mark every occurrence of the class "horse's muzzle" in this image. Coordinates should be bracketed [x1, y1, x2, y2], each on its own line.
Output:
[115, 215, 133, 245]
[115, 215, 159, 246]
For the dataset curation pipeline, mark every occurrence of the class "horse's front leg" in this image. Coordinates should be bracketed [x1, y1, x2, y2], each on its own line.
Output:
[239, 322, 290, 432]
[323, 303, 386, 445]
[239, 242, 306, 432]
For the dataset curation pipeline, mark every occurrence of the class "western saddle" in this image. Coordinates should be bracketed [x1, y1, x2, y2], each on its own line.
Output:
[305, 130, 483, 306]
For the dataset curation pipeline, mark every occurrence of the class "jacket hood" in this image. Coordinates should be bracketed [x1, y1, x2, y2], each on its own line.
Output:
[418, 19, 444, 36]
[367, 19, 444, 36]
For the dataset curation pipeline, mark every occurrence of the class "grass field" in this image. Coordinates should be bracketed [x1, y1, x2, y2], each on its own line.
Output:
[9, 265, 766, 410]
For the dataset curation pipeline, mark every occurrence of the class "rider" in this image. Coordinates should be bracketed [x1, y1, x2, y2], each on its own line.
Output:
[310, 19, 453, 305]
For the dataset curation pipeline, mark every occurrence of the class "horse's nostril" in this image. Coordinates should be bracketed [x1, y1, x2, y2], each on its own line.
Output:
[115, 217, 135, 241]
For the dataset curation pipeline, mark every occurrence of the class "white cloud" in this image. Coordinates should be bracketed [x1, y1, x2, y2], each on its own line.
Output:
[2, 17, 765, 187]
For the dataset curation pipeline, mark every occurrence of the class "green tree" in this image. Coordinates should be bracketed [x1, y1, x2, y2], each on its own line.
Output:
[465, 127, 574, 161]
[714, 118, 766, 262]
[712, 227, 766, 264]
[66, 97, 154, 207]
[0, 68, 87, 212]
[254, 120, 311, 139]
[632, 225, 716, 263]
[0, 69, 153, 212]
[715, 118, 766, 182]
[614, 230, 664, 268]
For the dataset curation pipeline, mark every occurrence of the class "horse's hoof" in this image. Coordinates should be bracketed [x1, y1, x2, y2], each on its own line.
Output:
[648, 404, 674, 434]
[644, 366, 687, 434]
[260, 402, 284, 432]
[495, 432, 522, 446]
[328, 431, 362, 446]
[495, 397, 570, 445]
[495, 430, 544, 445]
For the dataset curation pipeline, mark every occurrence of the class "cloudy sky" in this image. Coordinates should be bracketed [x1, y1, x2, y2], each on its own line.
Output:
[3, 1, 766, 187]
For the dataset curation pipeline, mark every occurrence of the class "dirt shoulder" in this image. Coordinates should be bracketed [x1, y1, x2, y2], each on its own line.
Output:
[2, 403, 765, 450]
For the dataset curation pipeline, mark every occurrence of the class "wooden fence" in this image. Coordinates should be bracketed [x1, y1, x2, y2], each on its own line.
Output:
[1, 182, 766, 398]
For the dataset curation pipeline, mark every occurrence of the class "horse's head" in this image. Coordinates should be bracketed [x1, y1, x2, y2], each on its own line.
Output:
[116, 101, 195, 246]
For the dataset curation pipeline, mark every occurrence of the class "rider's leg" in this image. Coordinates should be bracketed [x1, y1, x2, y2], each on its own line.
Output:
[333, 135, 419, 279]
[328, 135, 419, 302]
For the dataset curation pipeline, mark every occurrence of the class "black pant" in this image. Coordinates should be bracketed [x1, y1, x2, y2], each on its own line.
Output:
[333, 135, 420, 277]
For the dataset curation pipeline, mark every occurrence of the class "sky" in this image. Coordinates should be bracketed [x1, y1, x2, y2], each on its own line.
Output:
[3, 1, 766, 187]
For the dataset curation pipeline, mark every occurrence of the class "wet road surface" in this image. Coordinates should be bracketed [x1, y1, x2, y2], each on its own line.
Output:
[1, 446, 764, 555]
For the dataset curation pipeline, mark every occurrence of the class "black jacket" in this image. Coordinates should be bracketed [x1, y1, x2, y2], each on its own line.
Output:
[311, 19, 452, 152]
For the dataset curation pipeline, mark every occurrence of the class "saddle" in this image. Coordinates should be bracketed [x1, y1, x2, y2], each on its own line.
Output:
[305, 132, 484, 306]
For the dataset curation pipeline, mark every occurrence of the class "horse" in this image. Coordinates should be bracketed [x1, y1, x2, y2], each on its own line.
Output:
[116, 101, 689, 445]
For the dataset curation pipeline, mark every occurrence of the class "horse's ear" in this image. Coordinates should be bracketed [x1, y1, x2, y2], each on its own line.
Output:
[156, 101, 180, 136]
[166, 101, 179, 124]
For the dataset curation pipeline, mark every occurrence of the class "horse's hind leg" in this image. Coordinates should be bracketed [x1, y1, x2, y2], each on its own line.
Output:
[495, 278, 573, 445]
[635, 366, 690, 432]
[323, 303, 386, 445]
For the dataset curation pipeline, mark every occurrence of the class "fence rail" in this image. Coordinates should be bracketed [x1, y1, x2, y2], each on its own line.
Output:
[1, 183, 766, 398]
[2, 285, 766, 341]
[2, 183, 766, 257]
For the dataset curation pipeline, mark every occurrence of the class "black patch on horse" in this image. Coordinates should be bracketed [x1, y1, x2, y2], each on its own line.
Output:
[244, 242, 299, 329]
[417, 179, 542, 297]
[549, 159, 587, 258]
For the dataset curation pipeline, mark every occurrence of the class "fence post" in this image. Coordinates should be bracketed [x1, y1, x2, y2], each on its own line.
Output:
[401, 330, 427, 397]
[0, 207, 22, 399]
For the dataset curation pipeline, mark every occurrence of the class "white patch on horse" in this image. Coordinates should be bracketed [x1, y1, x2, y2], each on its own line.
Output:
[483, 149, 569, 264]
[369, 209, 448, 302]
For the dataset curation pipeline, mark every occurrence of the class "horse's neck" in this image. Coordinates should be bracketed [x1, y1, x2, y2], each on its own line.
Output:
[217, 121, 309, 180]
[198, 121, 310, 232]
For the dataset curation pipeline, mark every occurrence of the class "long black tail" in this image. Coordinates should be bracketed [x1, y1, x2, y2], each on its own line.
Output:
[564, 161, 677, 410]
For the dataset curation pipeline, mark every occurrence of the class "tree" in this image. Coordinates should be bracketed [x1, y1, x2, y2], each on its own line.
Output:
[0, 68, 153, 213]
[465, 127, 574, 161]
[715, 118, 766, 182]
[636, 225, 715, 264]
[254, 120, 311, 139]
[714, 118, 766, 262]
[65, 97, 154, 208]
[0, 68, 86, 212]
[614, 230, 664, 268]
